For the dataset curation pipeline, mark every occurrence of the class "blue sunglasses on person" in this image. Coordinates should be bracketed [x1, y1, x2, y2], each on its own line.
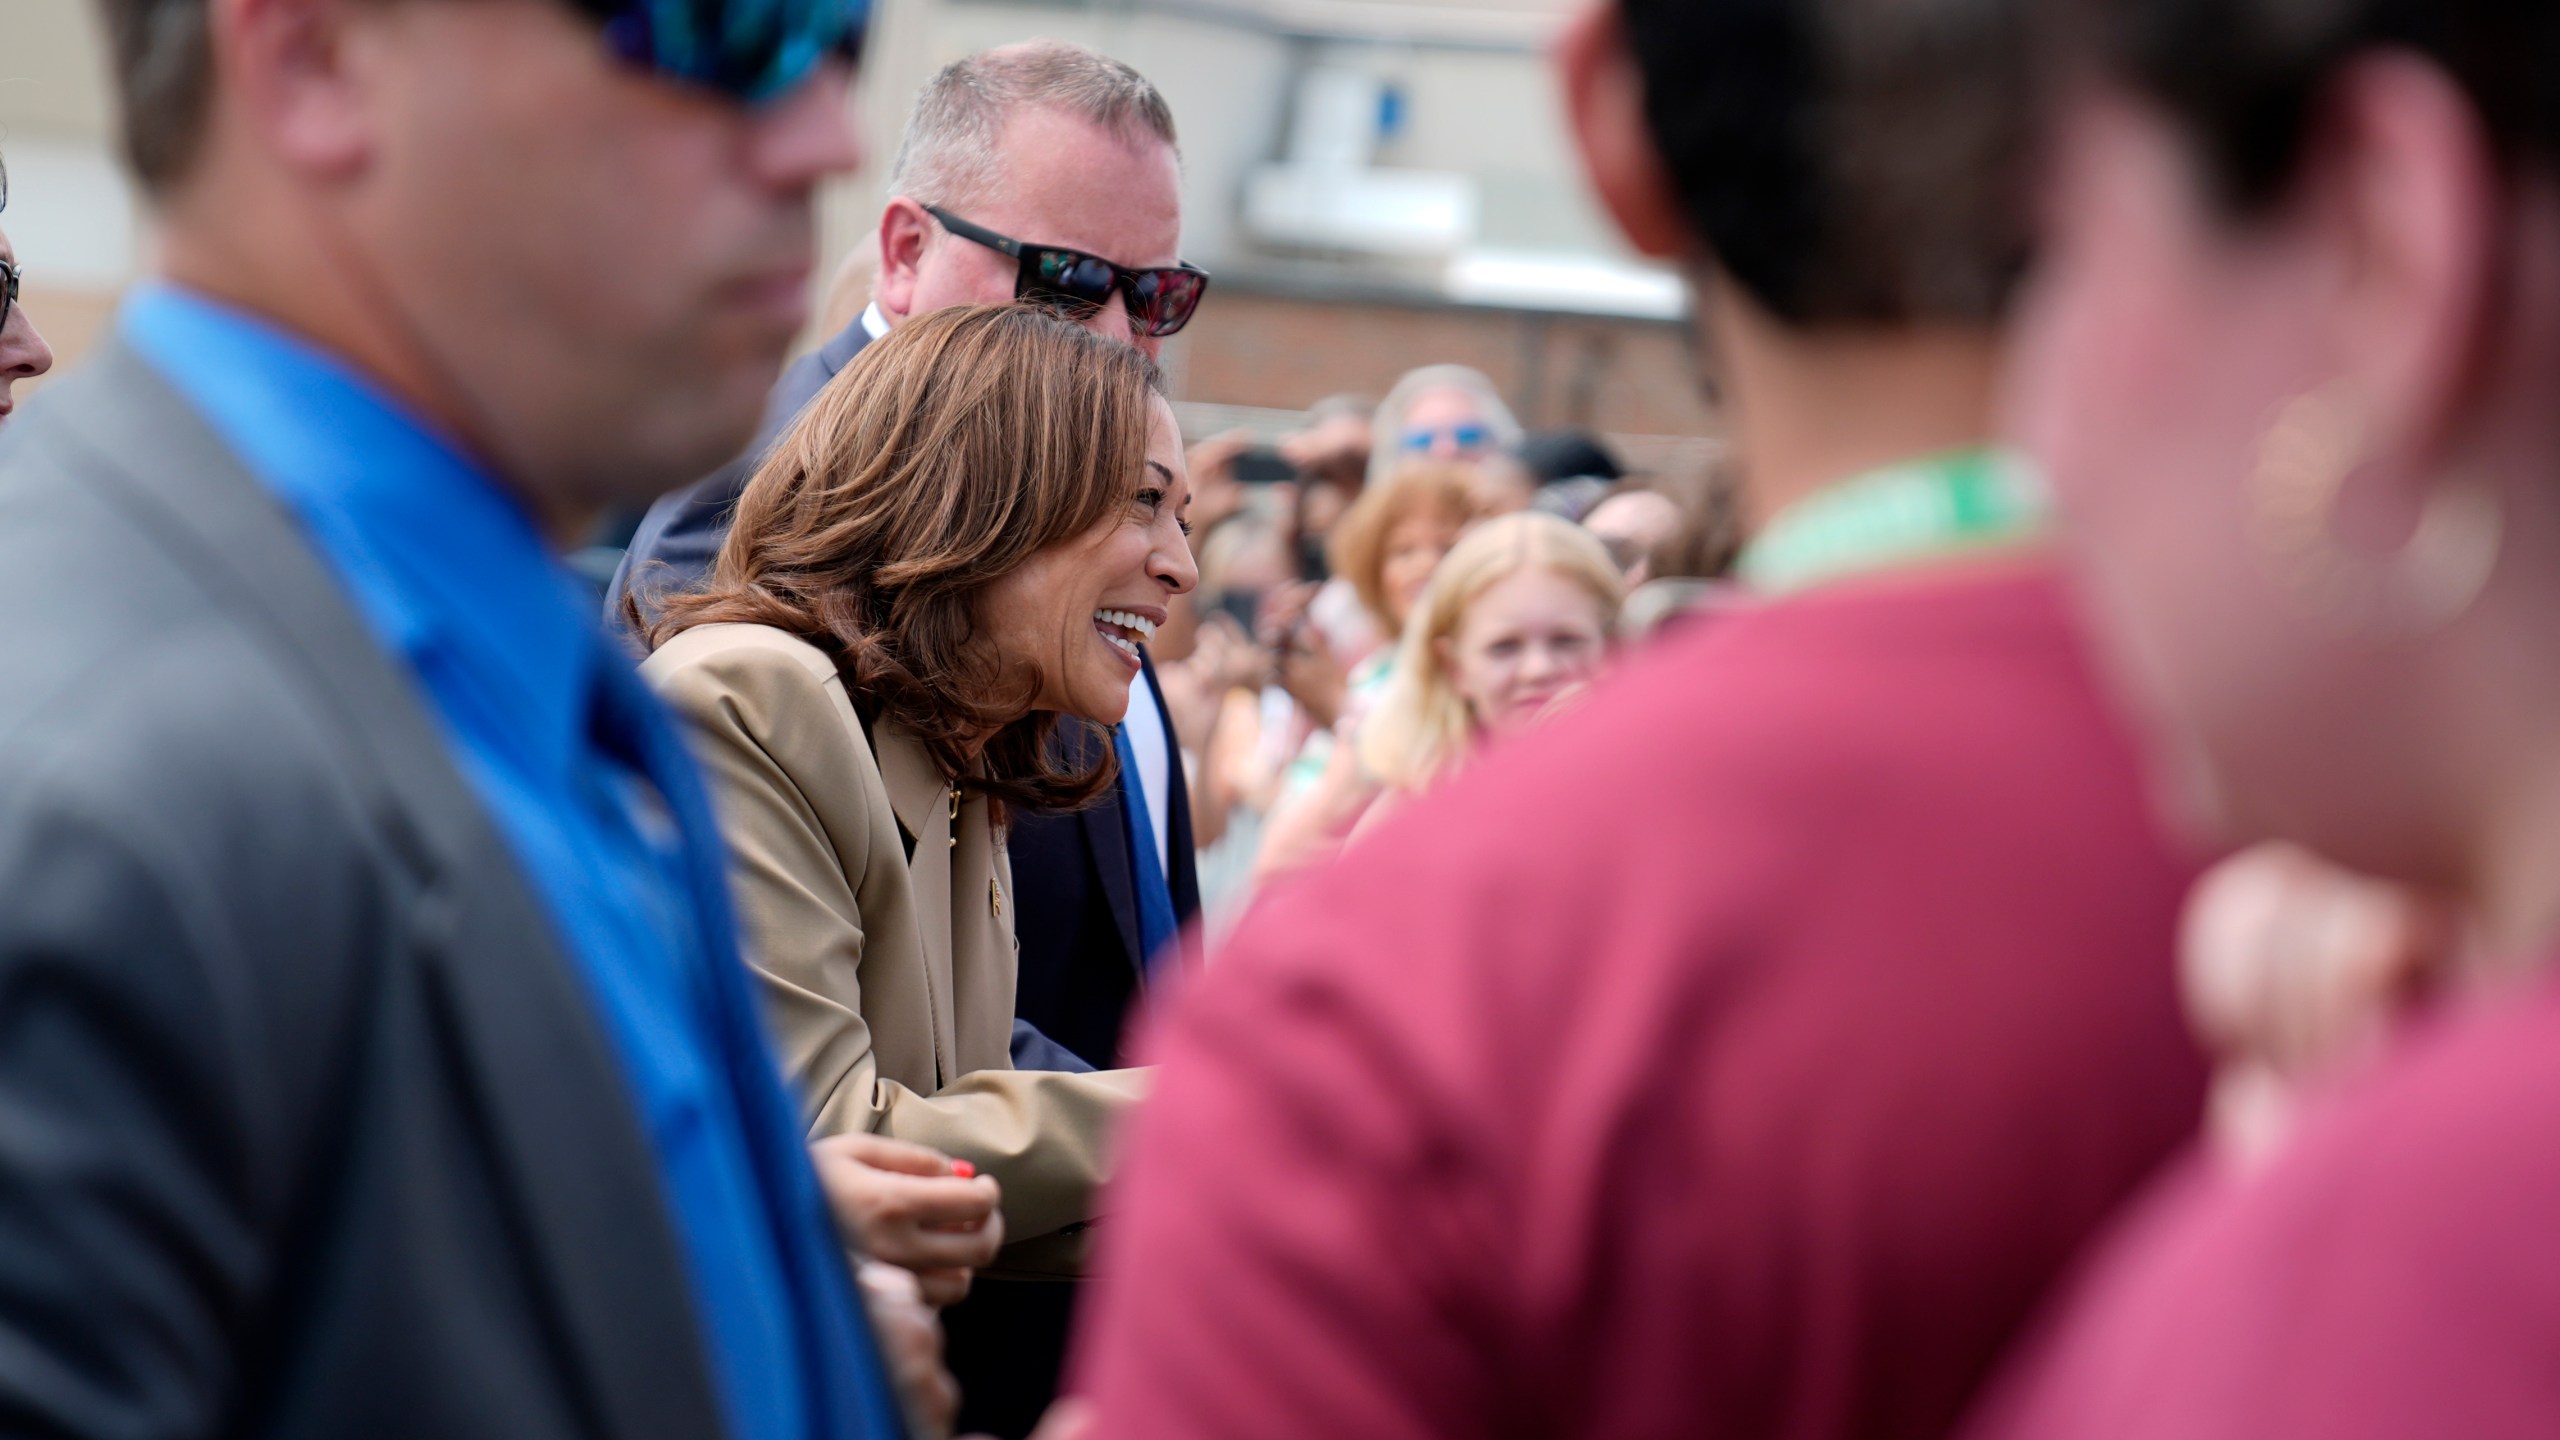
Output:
[577, 0, 869, 104]
[1402, 421, 1492, 454]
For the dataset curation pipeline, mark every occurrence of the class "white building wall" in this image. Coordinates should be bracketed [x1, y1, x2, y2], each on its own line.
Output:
[0, 0, 143, 389]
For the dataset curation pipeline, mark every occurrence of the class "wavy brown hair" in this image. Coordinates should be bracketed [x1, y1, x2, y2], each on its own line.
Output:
[643, 303, 1164, 812]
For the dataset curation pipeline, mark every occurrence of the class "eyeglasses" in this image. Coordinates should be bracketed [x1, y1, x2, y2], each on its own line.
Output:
[924, 206, 1210, 339]
[1401, 421, 1492, 454]
[574, 0, 868, 105]
[0, 260, 17, 336]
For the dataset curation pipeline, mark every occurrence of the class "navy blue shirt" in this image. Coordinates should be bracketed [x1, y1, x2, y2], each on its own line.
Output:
[122, 283, 900, 1440]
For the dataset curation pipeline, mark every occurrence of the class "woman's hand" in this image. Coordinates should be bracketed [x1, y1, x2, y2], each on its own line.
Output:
[858, 1260, 962, 1439]
[813, 1133, 1005, 1306]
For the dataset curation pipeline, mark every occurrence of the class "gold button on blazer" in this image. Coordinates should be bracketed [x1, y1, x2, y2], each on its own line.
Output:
[644, 623, 1147, 1269]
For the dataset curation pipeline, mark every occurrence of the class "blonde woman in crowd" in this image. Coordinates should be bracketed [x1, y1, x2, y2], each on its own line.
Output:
[1352, 513, 1623, 838]
[1253, 462, 1477, 880]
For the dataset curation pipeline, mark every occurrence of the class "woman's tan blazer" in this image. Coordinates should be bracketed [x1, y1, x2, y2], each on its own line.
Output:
[643, 622, 1146, 1267]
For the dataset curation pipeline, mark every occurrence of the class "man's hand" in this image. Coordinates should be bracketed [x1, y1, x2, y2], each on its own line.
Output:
[859, 1260, 962, 1439]
[1278, 410, 1371, 490]
[2180, 842, 2462, 1162]
[813, 1133, 1004, 1306]
[1184, 429, 1256, 536]
[1257, 583, 1347, 730]
[1159, 613, 1268, 751]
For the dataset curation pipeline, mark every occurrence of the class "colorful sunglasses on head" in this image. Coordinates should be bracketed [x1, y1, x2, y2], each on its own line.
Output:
[578, 0, 868, 105]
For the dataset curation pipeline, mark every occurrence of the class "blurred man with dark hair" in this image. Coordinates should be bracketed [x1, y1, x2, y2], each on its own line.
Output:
[0, 0, 927, 1436]
[1066, 0, 2209, 1433]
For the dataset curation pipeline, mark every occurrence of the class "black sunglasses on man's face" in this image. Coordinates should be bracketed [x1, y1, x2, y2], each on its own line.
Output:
[924, 205, 1210, 339]
[0, 260, 17, 335]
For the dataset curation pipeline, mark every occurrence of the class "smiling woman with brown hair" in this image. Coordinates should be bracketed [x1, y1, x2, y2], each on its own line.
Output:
[640, 302, 1195, 1276]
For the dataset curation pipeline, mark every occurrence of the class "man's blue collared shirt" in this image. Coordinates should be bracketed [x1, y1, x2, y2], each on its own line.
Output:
[121, 283, 897, 1440]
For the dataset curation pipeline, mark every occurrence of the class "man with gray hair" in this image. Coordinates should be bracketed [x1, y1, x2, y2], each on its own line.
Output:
[612, 40, 1206, 1438]
[609, 40, 1194, 618]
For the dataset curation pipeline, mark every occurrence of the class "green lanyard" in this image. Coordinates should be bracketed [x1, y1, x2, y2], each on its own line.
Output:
[1736, 447, 2050, 596]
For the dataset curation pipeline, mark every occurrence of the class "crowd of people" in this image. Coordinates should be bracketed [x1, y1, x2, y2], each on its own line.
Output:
[1165, 389, 1699, 901]
[2, 0, 2559, 1436]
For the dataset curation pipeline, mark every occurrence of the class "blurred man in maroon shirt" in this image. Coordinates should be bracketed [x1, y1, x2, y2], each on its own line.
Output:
[1063, 0, 2211, 1434]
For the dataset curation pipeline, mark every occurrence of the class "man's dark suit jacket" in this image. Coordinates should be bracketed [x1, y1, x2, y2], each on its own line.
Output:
[606, 315, 873, 617]
[0, 344, 750, 1440]
[609, 312, 1200, 1071]
[943, 671, 1203, 1439]
[1008, 667, 1200, 1067]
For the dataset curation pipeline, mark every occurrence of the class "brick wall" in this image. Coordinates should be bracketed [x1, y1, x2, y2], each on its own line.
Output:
[1161, 286, 1724, 448]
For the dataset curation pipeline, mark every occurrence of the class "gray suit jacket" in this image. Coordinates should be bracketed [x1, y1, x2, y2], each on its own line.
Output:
[0, 343, 730, 1440]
